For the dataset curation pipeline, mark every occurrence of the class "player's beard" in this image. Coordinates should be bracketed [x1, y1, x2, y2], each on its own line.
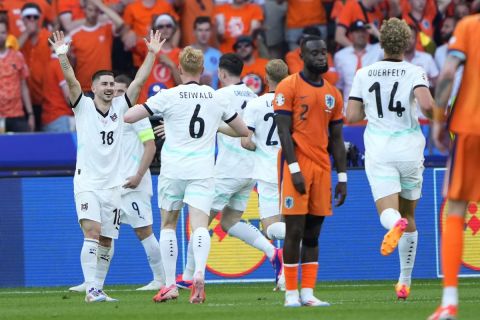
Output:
[306, 61, 329, 75]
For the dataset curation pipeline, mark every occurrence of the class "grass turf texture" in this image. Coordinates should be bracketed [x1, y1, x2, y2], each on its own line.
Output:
[1, 280, 479, 320]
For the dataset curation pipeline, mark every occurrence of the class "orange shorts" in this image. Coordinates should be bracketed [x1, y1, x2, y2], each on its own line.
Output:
[444, 134, 480, 202]
[278, 151, 332, 216]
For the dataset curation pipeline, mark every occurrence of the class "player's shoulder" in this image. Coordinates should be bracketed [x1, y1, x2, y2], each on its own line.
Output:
[249, 92, 273, 108]
[457, 13, 480, 29]
[277, 73, 299, 88]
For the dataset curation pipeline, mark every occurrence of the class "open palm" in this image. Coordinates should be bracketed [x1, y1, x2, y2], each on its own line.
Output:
[48, 31, 70, 54]
[144, 30, 166, 55]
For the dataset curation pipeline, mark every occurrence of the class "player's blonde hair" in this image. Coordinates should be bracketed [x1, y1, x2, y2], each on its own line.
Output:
[379, 18, 412, 56]
[266, 59, 288, 84]
[179, 46, 204, 75]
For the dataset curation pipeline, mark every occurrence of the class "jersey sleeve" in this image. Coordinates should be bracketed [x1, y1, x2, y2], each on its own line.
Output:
[144, 90, 168, 116]
[348, 70, 363, 102]
[412, 66, 430, 90]
[243, 101, 257, 131]
[448, 18, 468, 61]
[216, 91, 238, 123]
[273, 78, 295, 115]
[71, 94, 88, 116]
[132, 118, 155, 142]
[251, 4, 264, 22]
[330, 87, 344, 123]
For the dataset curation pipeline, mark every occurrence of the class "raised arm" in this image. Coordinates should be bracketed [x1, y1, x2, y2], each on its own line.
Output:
[48, 31, 82, 104]
[275, 113, 305, 194]
[329, 121, 347, 206]
[127, 30, 166, 104]
[91, 0, 125, 31]
[124, 104, 151, 123]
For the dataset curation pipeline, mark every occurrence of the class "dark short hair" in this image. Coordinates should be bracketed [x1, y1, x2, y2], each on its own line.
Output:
[219, 53, 243, 77]
[92, 70, 114, 83]
[301, 35, 323, 49]
[0, 14, 8, 32]
[21, 2, 42, 14]
[298, 26, 322, 45]
[114, 74, 132, 86]
[194, 16, 211, 29]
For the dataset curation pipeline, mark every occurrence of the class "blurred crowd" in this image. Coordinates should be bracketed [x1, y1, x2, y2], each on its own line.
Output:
[0, 0, 478, 134]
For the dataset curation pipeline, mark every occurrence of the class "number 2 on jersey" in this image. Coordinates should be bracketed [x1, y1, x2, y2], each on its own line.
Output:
[368, 82, 405, 118]
[189, 104, 205, 138]
[264, 113, 278, 146]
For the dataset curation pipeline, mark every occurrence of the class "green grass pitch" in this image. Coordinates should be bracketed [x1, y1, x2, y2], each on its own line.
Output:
[1, 280, 478, 320]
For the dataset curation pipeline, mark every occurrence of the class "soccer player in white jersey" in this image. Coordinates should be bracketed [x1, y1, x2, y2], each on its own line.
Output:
[49, 30, 165, 302]
[240, 59, 289, 290]
[124, 47, 249, 304]
[178, 54, 284, 290]
[346, 18, 434, 301]
[68, 75, 165, 293]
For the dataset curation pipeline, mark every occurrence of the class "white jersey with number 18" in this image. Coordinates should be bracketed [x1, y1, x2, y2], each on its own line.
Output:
[73, 94, 130, 194]
[144, 82, 237, 180]
[349, 60, 428, 162]
[243, 92, 280, 184]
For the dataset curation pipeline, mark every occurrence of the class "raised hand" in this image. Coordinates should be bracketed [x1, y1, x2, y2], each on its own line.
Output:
[48, 31, 70, 55]
[144, 30, 166, 55]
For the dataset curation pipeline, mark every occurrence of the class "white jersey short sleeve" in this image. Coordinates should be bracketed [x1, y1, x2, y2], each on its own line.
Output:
[214, 83, 257, 178]
[243, 92, 280, 183]
[121, 118, 154, 196]
[73, 93, 131, 193]
[143, 82, 237, 179]
[349, 60, 427, 162]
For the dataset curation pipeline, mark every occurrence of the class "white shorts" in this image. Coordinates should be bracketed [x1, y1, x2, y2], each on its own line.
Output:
[212, 178, 255, 212]
[75, 187, 121, 239]
[158, 176, 214, 214]
[120, 191, 153, 229]
[257, 180, 280, 219]
[365, 158, 424, 201]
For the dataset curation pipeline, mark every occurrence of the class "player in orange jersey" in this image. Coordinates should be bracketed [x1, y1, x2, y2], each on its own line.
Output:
[428, 11, 480, 320]
[273, 35, 347, 307]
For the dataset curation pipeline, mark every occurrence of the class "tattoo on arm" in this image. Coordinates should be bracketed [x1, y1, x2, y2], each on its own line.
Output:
[434, 77, 453, 108]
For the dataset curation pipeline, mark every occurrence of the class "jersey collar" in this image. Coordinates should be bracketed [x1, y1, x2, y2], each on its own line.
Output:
[299, 71, 324, 87]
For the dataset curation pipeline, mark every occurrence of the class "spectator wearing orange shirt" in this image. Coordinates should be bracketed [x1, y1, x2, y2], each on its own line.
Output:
[285, 27, 338, 86]
[2, 0, 53, 37]
[173, 0, 215, 47]
[335, 0, 400, 48]
[402, 0, 441, 54]
[18, 3, 51, 131]
[70, 0, 124, 92]
[57, 0, 86, 33]
[0, 20, 34, 132]
[42, 51, 74, 132]
[214, 0, 263, 53]
[122, 0, 179, 68]
[234, 35, 268, 95]
[138, 14, 182, 103]
[277, 0, 328, 50]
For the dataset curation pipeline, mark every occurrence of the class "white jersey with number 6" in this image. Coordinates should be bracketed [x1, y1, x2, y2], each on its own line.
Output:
[243, 92, 280, 184]
[349, 60, 429, 162]
[144, 82, 237, 179]
[73, 94, 130, 194]
[215, 83, 257, 178]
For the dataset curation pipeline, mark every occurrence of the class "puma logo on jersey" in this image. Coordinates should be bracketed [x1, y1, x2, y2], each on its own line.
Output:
[81, 203, 89, 211]
[110, 113, 118, 122]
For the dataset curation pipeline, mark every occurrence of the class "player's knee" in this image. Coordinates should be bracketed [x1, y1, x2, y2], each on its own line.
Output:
[134, 225, 152, 240]
[286, 224, 304, 241]
[220, 211, 240, 232]
[302, 236, 319, 248]
[99, 236, 112, 247]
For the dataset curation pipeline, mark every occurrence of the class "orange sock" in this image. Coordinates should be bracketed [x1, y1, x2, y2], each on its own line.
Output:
[301, 262, 318, 289]
[284, 264, 298, 291]
[442, 215, 464, 287]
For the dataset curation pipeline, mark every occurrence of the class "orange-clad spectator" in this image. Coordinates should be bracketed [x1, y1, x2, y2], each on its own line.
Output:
[234, 35, 268, 95]
[335, 0, 400, 48]
[0, 20, 34, 132]
[174, 0, 215, 47]
[138, 14, 181, 103]
[57, 0, 123, 32]
[285, 27, 338, 86]
[214, 0, 263, 53]
[70, 0, 124, 92]
[122, 0, 179, 67]
[18, 3, 51, 130]
[331, 0, 349, 21]
[402, 0, 441, 53]
[2, 0, 53, 37]
[42, 52, 74, 132]
[277, 0, 328, 50]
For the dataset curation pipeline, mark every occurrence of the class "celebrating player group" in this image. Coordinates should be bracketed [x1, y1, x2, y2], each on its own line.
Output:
[49, 12, 479, 318]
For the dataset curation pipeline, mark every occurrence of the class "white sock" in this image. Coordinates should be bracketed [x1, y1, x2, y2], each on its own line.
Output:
[228, 221, 276, 260]
[182, 237, 195, 281]
[192, 228, 211, 276]
[160, 229, 177, 287]
[95, 244, 113, 290]
[398, 231, 418, 286]
[81, 238, 98, 292]
[266, 222, 285, 240]
[380, 208, 402, 230]
[441, 286, 458, 307]
[141, 234, 165, 286]
[300, 288, 314, 299]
